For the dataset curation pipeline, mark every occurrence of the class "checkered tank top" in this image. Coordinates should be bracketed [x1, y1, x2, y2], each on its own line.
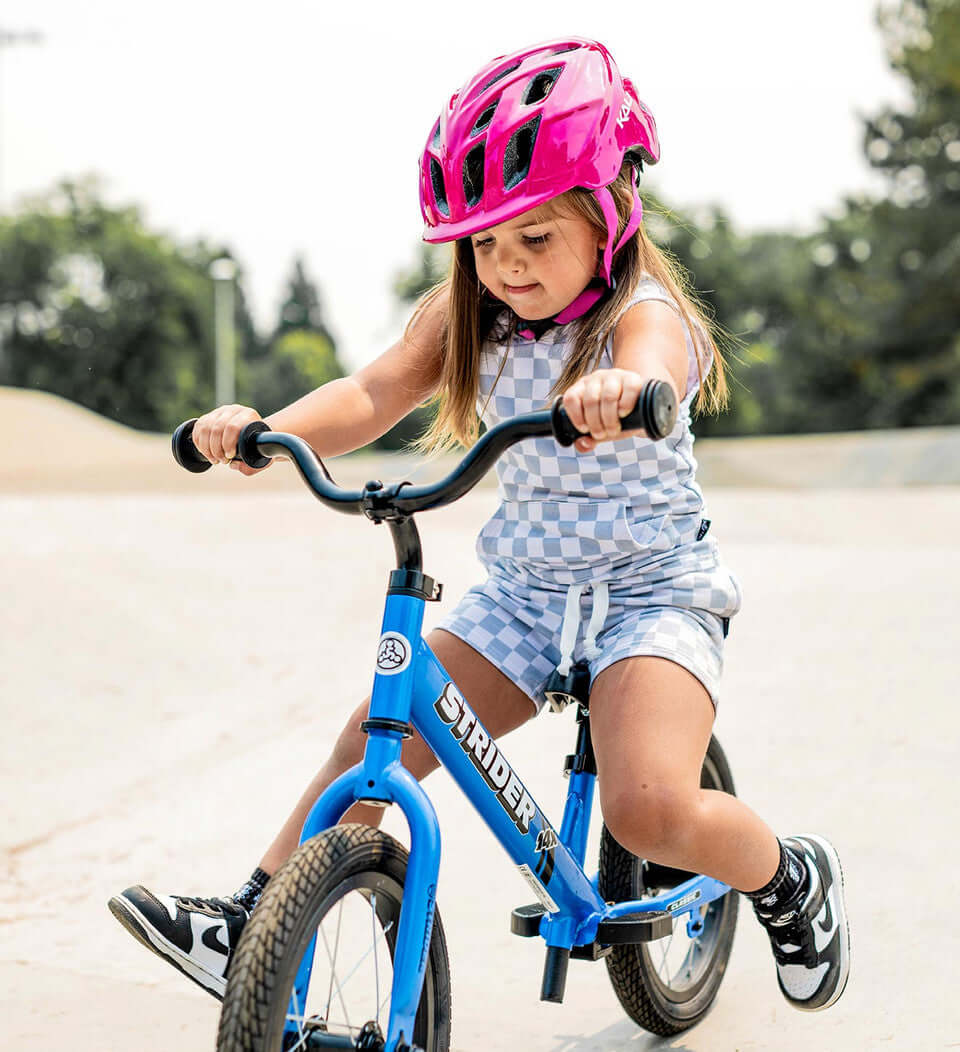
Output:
[474, 276, 713, 586]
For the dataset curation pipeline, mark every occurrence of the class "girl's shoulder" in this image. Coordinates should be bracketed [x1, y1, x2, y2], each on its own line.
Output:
[622, 272, 683, 316]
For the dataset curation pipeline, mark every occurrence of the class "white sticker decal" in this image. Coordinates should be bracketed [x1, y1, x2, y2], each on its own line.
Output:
[666, 889, 703, 912]
[376, 632, 411, 675]
[518, 863, 559, 914]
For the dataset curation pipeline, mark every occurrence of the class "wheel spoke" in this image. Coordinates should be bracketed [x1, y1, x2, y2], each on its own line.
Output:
[371, 893, 381, 1026]
[320, 901, 351, 1030]
[657, 927, 674, 980]
[332, 918, 394, 994]
[314, 895, 396, 1033]
[285, 986, 308, 1052]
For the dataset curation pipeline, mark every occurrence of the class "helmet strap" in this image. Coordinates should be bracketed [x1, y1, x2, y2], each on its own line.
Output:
[595, 168, 643, 284]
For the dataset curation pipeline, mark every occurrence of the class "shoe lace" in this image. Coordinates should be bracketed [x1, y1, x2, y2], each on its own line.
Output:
[767, 914, 817, 968]
[176, 895, 247, 918]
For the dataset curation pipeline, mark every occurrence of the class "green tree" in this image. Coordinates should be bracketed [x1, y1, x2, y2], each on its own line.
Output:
[0, 176, 260, 431]
[852, 0, 960, 424]
[654, 0, 960, 435]
[246, 256, 346, 416]
[247, 327, 344, 416]
[640, 193, 821, 436]
[275, 255, 336, 347]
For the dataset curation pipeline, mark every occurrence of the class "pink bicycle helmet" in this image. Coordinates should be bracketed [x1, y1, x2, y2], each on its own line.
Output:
[419, 37, 659, 298]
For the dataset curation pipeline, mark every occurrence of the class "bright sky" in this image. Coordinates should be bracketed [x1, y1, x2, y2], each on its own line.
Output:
[2, 1, 908, 371]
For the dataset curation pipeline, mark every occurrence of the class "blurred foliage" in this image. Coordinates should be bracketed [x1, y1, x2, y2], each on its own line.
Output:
[676, 0, 960, 434]
[0, 176, 247, 430]
[0, 179, 346, 430]
[274, 255, 336, 346]
[249, 257, 346, 416]
[247, 328, 343, 417]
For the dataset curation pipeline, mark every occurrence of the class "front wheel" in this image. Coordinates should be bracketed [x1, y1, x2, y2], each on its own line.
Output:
[217, 824, 452, 1052]
[599, 734, 739, 1037]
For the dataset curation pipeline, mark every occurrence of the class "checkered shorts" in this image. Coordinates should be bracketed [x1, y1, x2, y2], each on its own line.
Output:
[437, 543, 740, 714]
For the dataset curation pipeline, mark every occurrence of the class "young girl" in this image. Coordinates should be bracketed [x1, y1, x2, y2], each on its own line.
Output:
[110, 37, 849, 1017]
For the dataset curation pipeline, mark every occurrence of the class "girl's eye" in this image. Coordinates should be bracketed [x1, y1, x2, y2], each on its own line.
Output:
[473, 238, 493, 248]
[523, 234, 549, 245]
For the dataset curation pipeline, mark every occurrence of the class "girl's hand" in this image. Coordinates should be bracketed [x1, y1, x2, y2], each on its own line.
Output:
[561, 368, 648, 453]
[190, 404, 271, 476]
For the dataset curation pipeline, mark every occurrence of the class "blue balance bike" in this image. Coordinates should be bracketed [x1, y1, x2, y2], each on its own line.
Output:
[172, 380, 738, 1052]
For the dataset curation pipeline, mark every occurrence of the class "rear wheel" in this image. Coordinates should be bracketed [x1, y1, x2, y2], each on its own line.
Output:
[217, 824, 451, 1052]
[599, 735, 739, 1036]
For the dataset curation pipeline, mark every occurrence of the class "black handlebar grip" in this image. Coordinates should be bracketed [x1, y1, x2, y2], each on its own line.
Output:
[237, 420, 272, 469]
[551, 378, 678, 447]
[171, 418, 273, 473]
[171, 418, 213, 473]
[620, 378, 678, 439]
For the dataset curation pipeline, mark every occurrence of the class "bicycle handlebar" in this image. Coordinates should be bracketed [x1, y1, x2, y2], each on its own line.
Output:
[171, 379, 677, 519]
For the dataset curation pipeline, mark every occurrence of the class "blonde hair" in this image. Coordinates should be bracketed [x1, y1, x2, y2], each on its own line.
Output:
[409, 163, 729, 454]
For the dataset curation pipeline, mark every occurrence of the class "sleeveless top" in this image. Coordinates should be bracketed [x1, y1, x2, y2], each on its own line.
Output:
[474, 276, 717, 589]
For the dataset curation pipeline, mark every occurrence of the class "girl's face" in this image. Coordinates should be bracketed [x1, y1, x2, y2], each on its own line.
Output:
[471, 205, 604, 320]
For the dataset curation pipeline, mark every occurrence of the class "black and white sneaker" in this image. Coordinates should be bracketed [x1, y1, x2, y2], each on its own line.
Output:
[108, 886, 249, 1000]
[755, 834, 850, 1011]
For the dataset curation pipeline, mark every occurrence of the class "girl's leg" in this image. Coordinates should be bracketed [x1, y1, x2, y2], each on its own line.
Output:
[588, 654, 779, 892]
[590, 654, 850, 1012]
[259, 627, 537, 874]
[109, 629, 535, 1001]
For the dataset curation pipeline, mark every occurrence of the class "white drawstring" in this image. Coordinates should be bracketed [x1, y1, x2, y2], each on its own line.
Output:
[555, 583, 584, 676]
[583, 580, 609, 661]
[555, 580, 609, 675]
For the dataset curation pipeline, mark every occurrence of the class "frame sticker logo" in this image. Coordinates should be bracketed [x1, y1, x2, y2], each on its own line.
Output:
[534, 828, 558, 886]
[434, 681, 537, 834]
[376, 631, 411, 675]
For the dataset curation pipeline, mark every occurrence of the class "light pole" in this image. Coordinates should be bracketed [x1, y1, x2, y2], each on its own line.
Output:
[210, 257, 237, 406]
[0, 28, 45, 211]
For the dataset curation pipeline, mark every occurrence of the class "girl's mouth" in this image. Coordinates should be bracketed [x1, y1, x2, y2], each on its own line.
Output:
[505, 283, 538, 294]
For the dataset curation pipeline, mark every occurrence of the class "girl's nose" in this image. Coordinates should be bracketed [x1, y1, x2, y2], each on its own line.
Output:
[496, 244, 525, 275]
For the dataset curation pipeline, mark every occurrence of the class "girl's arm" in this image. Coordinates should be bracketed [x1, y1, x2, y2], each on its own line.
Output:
[562, 300, 688, 453]
[195, 290, 447, 468]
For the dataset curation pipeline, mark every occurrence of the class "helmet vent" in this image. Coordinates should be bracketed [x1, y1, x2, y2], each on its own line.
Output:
[472, 61, 521, 101]
[503, 115, 541, 191]
[522, 67, 562, 105]
[463, 144, 485, 208]
[430, 158, 450, 217]
[430, 119, 442, 148]
[470, 102, 497, 137]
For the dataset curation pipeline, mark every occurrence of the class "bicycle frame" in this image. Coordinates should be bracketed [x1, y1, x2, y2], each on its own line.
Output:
[293, 583, 731, 1051]
[170, 398, 710, 1050]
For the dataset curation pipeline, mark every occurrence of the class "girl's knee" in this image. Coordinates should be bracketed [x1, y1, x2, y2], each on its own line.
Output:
[601, 781, 700, 861]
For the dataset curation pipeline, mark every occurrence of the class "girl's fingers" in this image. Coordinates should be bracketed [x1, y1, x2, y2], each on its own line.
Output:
[582, 376, 622, 441]
[561, 389, 587, 432]
[599, 376, 624, 436]
[567, 370, 649, 447]
[206, 407, 231, 463]
[194, 405, 262, 465]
